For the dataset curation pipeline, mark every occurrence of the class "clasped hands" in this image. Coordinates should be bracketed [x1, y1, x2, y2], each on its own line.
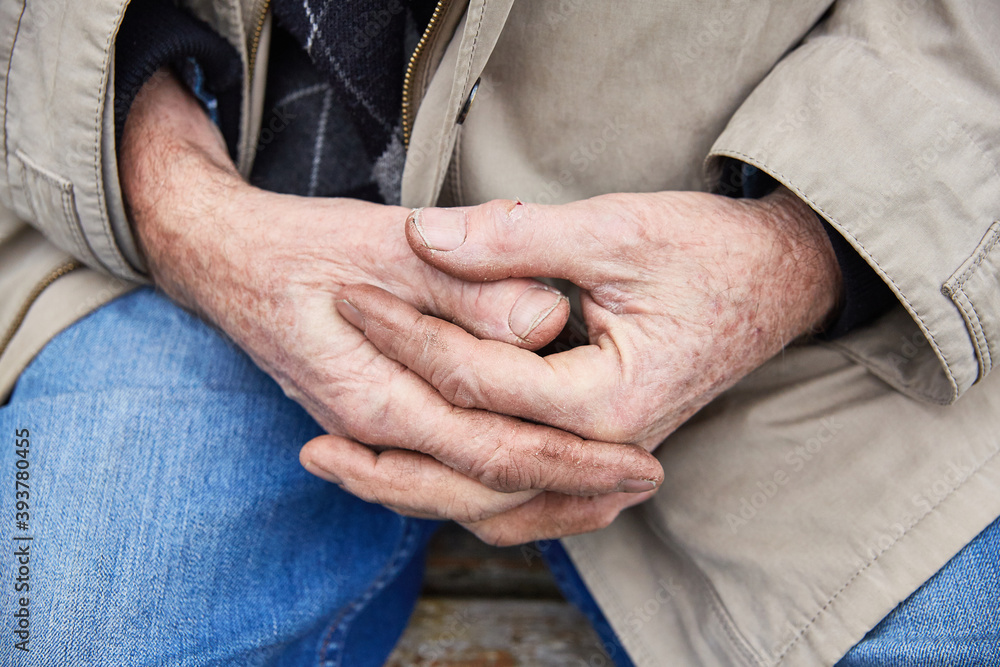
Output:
[123, 72, 841, 546]
[303, 190, 841, 545]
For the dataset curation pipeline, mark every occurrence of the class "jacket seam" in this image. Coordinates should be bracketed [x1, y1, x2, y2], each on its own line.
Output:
[14, 150, 88, 256]
[433, 0, 484, 204]
[824, 338, 953, 406]
[452, 124, 465, 204]
[456, 3, 483, 125]
[643, 519, 765, 667]
[2, 1, 27, 198]
[947, 221, 1000, 290]
[941, 220, 1000, 379]
[773, 441, 1000, 664]
[952, 290, 991, 377]
[89, 0, 134, 278]
[709, 148, 961, 400]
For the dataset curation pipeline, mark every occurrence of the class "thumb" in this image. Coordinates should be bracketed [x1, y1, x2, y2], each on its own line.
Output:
[406, 199, 602, 284]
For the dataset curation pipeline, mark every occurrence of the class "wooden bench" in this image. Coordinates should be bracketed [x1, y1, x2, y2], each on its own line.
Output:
[386, 524, 614, 666]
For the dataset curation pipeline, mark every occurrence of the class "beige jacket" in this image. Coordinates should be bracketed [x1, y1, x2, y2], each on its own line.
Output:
[3, 1, 1000, 664]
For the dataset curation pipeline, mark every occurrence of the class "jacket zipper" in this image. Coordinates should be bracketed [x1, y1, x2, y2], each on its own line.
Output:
[0, 260, 80, 358]
[247, 0, 272, 80]
[402, 0, 452, 148]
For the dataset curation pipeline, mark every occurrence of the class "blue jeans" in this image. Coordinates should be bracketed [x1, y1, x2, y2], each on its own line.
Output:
[2, 288, 998, 665]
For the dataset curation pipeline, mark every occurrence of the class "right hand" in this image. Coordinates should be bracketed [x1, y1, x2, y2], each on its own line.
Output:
[118, 71, 663, 522]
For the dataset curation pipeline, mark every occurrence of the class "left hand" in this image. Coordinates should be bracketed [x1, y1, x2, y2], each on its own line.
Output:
[333, 187, 842, 544]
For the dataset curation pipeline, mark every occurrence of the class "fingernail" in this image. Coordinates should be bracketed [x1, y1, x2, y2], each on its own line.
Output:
[620, 479, 658, 493]
[336, 299, 365, 330]
[411, 207, 467, 251]
[509, 287, 566, 341]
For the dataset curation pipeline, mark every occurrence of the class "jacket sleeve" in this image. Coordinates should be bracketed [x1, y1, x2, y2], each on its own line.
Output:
[707, 0, 1000, 404]
[718, 159, 899, 339]
[1, 0, 149, 280]
[114, 0, 241, 157]
[0, 0, 255, 282]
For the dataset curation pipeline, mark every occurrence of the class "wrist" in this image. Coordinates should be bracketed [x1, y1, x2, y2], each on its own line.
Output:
[753, 186, 843, 336]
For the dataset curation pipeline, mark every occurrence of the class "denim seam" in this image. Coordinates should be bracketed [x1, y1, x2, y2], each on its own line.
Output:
[315, 518, 422, 667]
[774, 442, 1000, 664]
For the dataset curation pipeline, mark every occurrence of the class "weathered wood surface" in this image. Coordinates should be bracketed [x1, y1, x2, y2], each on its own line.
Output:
[386, 525, 614, 665]
[421, 524, 561, 599]
[385, 598, 613, 667]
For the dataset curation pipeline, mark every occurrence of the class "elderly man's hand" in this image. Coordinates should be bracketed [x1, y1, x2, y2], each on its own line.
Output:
[120, 71, 664, 521]
[332, 188, 842, 544]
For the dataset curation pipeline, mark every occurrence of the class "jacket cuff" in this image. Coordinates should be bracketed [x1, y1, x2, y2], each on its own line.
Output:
[707, 39, 1000, 404]
[818, 217, 899, 340]
[717, 159, 897, 340]
[114, 0, 242, 156]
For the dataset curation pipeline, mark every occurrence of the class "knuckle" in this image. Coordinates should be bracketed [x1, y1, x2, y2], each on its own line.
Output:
[335, 382, 396, 441]
[442, 491, 487, 524]
[529, 431, 592, 485]
[476, 449, 532, 493]
[432, 364, 480, 409]
[341, 417, 372, 443]
[385, 455, 422, 491]
[481, 199, 531, 251]
[482, 198, 515, 224]
[566, 502, 617, 537]
[392, 319, 438, 367]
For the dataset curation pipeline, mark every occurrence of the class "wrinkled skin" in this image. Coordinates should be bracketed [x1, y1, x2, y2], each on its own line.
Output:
[325, 189, 842, 545]
[120, 71, 664, 526]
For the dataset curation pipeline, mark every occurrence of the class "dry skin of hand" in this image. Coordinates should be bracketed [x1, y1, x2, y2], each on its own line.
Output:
[119, 71, 665, 542]
[333, 187, 840, 543]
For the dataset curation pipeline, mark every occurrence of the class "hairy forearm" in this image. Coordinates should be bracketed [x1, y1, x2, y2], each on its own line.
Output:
[119, 70, 245, 317]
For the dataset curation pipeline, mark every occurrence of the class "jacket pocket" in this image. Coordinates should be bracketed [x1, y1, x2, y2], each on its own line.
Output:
[943, 220, 1000, 383]
[11, 149, 90, 263]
